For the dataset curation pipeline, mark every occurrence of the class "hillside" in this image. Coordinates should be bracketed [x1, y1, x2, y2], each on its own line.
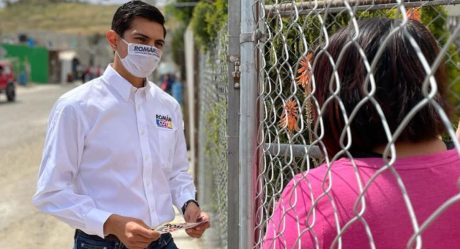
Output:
[0, 2, 118, 35]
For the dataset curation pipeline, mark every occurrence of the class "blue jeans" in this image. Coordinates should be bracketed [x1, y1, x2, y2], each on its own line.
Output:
[73, 229, 179, 249]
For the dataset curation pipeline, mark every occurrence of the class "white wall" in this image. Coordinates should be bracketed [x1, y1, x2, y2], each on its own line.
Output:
[447, 4, 460, 16]
[184, 24, 196, 172]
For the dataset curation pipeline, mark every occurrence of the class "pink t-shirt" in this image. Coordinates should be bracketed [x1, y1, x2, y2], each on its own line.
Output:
[262, 149, 460, 249]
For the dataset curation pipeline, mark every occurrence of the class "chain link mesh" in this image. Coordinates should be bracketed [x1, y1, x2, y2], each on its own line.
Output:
[253, 1, 460, 248]
[197, 27, 229, 249]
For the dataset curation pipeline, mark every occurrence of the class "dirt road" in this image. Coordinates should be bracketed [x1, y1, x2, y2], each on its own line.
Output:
[0, 83, 76, 248]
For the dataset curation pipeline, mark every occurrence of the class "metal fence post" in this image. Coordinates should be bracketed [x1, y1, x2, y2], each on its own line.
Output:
[240, 0, 258, 248]
[228, 0, 241, 248]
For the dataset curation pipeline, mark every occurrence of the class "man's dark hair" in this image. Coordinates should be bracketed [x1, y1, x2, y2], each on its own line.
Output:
[111, 0, 166, 38]
[312, 18, 450, 157]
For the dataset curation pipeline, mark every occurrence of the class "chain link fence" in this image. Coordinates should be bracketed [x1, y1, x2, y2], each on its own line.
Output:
[196, 27, 229, 249]
[247, 1, 460, 248]
[194, 1, 460, 248]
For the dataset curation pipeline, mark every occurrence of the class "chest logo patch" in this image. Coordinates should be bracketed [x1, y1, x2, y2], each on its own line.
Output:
[156, 114, 173, 129]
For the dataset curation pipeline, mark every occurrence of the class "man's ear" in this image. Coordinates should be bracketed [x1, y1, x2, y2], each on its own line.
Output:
[106, 30, 118, 51]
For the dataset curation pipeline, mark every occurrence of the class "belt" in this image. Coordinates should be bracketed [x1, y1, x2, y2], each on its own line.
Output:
[75, 229, 122, 242]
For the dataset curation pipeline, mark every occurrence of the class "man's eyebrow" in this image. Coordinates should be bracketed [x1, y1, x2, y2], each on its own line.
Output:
[132, 32, 165, 44]
[132, 32, 150, 39]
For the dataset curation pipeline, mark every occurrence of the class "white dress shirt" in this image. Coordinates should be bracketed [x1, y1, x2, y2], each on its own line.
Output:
[33, 65, 195, 238]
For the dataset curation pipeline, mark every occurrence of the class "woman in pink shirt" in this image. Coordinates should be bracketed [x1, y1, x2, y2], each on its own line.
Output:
[262, 18, 460, 249]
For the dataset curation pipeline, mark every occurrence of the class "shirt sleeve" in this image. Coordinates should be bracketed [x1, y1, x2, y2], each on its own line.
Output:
[32, 99, 112, 238]
[169, 105, 196, 209]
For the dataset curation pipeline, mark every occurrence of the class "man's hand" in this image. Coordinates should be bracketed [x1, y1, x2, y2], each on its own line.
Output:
[183, 201, 201, 222]
[184, 203, 210, 238]
[103, 214, 160, 249]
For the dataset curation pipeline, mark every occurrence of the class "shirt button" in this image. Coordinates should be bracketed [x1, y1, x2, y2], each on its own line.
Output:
[140, 129, 145, 135]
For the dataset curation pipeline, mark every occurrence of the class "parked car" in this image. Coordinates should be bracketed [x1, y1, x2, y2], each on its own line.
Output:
[0, 61, 16, 102]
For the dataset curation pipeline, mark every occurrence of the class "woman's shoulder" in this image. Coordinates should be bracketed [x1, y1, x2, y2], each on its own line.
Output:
[294, 158, 355, 179]
[285, 158, 369, 197]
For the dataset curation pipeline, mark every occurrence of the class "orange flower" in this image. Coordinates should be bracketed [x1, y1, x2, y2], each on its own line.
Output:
[279, 99, 299, 133]
[296, 52, 313, 90]
[407, 8, 421, 21]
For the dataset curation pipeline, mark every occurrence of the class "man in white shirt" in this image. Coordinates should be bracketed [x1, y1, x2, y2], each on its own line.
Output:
[32, 1, 209, 248]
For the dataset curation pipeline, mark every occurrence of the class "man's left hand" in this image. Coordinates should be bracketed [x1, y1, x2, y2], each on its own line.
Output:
[184, 203, 210, 238]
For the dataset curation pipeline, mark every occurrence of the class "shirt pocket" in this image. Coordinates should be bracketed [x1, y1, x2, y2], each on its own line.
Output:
[157, 127, 176, 169]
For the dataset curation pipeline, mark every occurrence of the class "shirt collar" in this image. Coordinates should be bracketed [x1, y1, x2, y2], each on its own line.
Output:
[101, 65, 151, 101]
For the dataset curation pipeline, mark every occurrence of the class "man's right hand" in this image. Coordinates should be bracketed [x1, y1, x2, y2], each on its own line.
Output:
[103, 214, 160, 249]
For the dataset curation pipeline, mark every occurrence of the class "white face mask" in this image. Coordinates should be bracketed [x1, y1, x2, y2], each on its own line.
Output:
[116, 38, 162, 78]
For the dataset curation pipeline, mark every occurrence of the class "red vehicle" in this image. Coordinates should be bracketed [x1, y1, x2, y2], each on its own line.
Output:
[0, 61, 16, 102]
